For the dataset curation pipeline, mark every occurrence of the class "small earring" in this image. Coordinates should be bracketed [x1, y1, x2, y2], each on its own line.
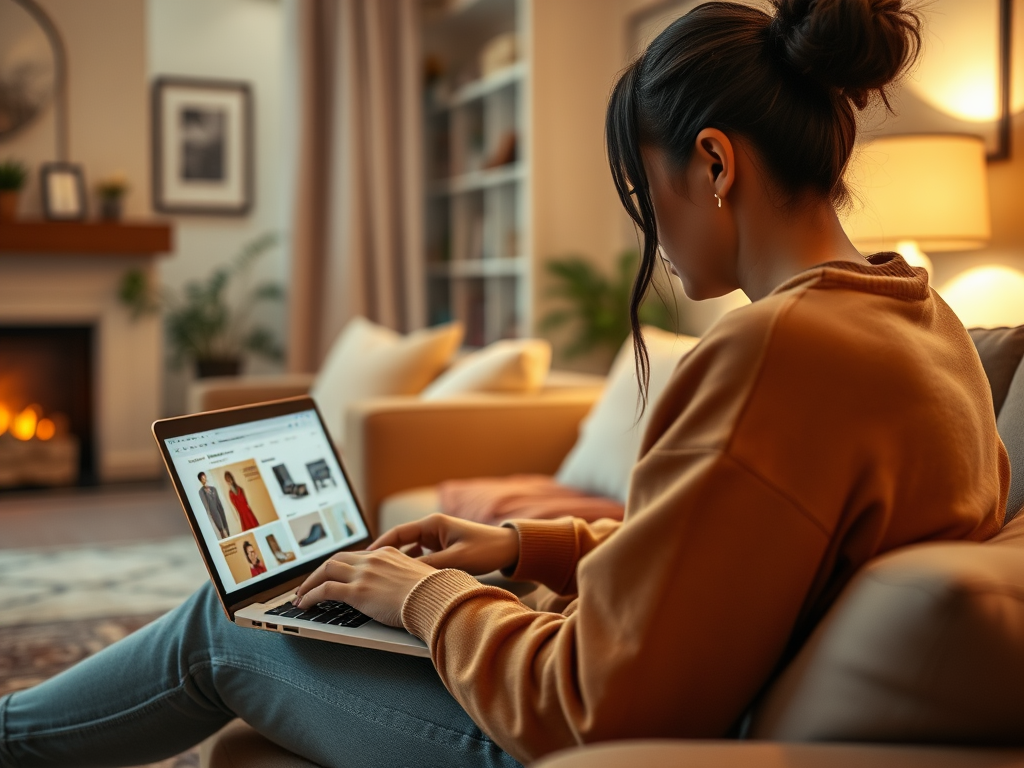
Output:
[714, 193, 722, 208]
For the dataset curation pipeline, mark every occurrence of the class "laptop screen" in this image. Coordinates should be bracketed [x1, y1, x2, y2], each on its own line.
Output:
[163, 408, 368, 595]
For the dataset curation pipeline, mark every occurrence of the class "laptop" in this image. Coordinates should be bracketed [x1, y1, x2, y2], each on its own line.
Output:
[152, 396, 429, 657]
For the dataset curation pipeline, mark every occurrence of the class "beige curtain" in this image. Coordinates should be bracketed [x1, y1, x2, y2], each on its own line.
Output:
[288, 0, 425, 373]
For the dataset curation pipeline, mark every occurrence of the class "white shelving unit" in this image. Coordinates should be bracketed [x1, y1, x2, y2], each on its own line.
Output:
[422, 0, 529, 347]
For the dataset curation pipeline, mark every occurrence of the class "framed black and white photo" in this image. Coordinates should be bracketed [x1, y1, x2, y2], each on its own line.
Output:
[152, 77, 253, 215]
[40, 162, 87, 220]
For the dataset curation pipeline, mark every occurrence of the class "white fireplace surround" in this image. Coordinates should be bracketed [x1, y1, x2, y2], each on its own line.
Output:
[0, 255, 163, 482]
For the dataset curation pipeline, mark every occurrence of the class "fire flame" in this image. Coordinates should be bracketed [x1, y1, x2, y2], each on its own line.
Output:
[11, 406, 39, 441]
[36, 418, 56, 441]
[0, 403, 63, 441]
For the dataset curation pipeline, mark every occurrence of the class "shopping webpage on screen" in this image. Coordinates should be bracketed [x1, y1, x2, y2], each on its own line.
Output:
[164, 409, 367, 594]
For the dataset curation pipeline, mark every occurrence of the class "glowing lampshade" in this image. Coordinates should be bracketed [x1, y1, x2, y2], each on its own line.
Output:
[938, 266, 1024, 329]
[842, 135, 991, 273]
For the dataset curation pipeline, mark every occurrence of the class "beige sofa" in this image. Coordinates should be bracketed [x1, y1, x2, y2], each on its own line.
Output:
[200, 328, 1024, 767]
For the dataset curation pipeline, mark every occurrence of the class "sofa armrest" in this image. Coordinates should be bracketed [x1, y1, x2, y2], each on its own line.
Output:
[187, 373, 316, 413]
[534, 741, 1024, 768]
[344, 390, 600, 534]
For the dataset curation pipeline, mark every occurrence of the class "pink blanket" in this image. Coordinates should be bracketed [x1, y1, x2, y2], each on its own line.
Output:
[438, 474, 625, 525]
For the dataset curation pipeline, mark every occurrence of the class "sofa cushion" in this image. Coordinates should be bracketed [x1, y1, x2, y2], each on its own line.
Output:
[421, 339, 552, 399]
[997, 351, 1024, 523]
[968, 326, 1024, 418]
[310, 317, 462, 445]
[534, 740, 1024, 768]
[201, 720, 323, 768]
[555, 328, 699, 502]
[749, 513, 1024, 745]
[438, 474, 625, 525]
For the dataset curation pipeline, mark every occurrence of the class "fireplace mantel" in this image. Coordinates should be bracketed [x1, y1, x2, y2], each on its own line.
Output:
[0, 220, 173, 256]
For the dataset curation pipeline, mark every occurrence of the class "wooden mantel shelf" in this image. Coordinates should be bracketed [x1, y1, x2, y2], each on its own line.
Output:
[0, 220, 173, 255]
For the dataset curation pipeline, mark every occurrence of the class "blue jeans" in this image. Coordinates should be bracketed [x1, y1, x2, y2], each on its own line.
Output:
[0, 583, 520, 768]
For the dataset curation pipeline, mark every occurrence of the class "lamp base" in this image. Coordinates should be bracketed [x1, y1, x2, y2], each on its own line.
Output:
[895, 241, 933, 280]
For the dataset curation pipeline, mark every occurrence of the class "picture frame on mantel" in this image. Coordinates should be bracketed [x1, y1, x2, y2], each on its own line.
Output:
[628, 0, 1013, 162]
[152, 77, 253, 215]
[40, 162, 87, 221]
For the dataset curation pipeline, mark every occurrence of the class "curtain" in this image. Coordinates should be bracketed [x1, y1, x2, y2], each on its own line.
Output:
[287, 0, 425, 373]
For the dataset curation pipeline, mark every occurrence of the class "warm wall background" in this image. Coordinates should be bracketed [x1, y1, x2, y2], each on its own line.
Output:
[147, 0, 292, 415]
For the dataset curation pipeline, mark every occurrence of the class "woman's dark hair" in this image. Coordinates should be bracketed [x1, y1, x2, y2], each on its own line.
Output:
[607, 0, 920, 407]
[224, 471, 235, 485]
[198, 471, 206, 482]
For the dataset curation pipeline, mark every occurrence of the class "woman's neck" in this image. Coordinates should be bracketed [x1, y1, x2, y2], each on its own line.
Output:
[735, 191, 865, 302]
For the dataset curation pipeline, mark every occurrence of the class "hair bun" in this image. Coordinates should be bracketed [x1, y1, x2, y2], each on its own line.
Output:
[769, 0, 921, 109]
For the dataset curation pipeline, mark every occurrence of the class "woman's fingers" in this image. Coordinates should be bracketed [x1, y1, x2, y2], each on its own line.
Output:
[370, 515, 449, 552]
[295, 580, 350, 610]
[295, 557, 354, 602]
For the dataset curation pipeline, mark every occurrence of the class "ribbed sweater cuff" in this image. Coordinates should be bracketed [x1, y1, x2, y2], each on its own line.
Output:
[503, 518, 579, 594]
[401, 568, 501, 643]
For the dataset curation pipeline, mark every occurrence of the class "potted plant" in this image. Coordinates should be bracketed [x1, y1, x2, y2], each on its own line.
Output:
[119, 232, 285, 378]
[0, 160, 28, 222]
[95, 172, 129, 221]
[540, 250, 679, 368]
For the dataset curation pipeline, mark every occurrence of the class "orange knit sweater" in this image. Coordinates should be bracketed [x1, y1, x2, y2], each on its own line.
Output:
[401, 253, 1009, 764]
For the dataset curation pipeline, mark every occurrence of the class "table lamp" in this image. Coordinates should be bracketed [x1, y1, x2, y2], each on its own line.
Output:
[841, 134, 991, 276]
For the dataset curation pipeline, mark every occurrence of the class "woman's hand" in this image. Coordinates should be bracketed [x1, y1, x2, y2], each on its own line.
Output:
[370, 513, 520, 576]
[294, 548, 436, 627]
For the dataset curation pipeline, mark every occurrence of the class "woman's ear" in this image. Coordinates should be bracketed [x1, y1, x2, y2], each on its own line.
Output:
[693, 128, 735, 203]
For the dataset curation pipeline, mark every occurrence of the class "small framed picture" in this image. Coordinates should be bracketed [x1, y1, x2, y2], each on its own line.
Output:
[40, 163, 87, 221]
[152, 77, 253, 216]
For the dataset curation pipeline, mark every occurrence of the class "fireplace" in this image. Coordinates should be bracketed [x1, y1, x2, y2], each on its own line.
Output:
[0, 225, 172, 483]
[0, 326, 96, 488]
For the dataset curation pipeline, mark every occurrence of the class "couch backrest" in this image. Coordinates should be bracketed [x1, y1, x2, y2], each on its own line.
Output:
[969, 326, 1024, 522]
[749, 326, 1024, 745]
[749, 509, 1024, 745]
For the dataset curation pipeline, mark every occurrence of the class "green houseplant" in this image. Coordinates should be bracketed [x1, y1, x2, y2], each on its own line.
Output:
[120, 232, 285, 378]
[0, 159, 28, 222]
[540, 250, 678, 365]
[95, 172, 129, 221]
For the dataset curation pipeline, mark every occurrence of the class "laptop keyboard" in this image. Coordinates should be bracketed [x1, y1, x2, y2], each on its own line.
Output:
[264, 600, 372, 628]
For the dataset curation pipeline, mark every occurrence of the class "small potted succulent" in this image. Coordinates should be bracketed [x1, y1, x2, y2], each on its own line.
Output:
[0, 160, 28, 222]
[95, 172, 129, 221]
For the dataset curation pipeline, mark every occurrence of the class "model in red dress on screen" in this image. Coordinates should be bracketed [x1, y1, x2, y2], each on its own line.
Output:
[224, 471, 260, 532]
[243, 541, 268, 578]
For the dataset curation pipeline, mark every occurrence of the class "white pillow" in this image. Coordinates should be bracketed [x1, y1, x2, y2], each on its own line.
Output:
[310, 317, 463, 444]
[555, 327, 699, 502]
[421, 339, 552, 400]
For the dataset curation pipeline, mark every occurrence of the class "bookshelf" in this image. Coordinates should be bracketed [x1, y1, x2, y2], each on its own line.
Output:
[423, 0, 529, 347]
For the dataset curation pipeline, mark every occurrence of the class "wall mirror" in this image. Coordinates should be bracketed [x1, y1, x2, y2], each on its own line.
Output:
[0, 0, 67, 158]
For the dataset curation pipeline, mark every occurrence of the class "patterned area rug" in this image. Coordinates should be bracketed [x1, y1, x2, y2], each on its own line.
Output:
[0, 538, 209, 767]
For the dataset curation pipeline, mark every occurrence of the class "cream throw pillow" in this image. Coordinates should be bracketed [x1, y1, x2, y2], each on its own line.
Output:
[310, 317, 463, 444]
[555, 327, 699, 502]
[421, 339, 552, 400]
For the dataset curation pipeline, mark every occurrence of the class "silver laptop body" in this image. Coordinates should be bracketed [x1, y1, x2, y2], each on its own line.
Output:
[153, 396, 428, 658]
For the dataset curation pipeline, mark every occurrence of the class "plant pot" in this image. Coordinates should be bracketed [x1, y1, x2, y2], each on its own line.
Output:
[99, 196, 123, 221]
[195, 358, 242, 378]
[0, 191, 19, 222]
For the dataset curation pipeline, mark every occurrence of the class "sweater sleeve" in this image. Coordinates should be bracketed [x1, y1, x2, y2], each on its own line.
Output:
[500, 517, 622, 595]
[401, 447, 829, 764]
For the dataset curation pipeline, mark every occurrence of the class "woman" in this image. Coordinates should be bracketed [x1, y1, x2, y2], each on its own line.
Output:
[0, 2, 1008, 766]
[244, 540, 268, 578]
[224, 470, 260, 532]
